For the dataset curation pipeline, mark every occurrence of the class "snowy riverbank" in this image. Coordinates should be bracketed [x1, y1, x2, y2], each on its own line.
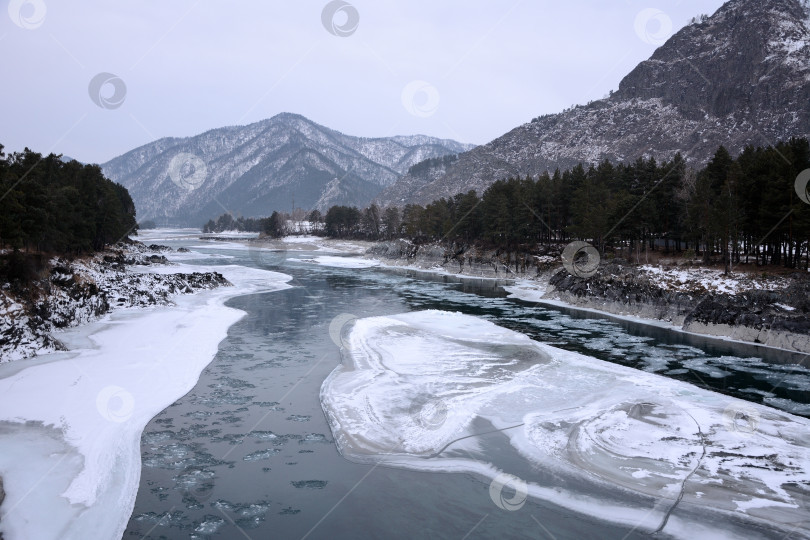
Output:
[0, 241, 232, 362]
[357, 240, 810, 354]
[321, 311, 810, 539]
[0, 250, 293, 539]
[543, 262, 810, 353]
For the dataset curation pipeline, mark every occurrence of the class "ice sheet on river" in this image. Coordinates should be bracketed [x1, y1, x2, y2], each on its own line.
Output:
[0, 264, 292, 540]
[321, 310, 810, 538]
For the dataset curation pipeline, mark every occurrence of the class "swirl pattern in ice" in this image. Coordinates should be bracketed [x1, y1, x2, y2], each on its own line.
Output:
[321, 310, 810, 538]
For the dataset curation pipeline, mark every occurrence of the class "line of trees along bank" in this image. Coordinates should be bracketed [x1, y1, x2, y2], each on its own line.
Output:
[203, 209, 320, 236]
[0, 146, 137, 254]
[319, 139, 810, 270]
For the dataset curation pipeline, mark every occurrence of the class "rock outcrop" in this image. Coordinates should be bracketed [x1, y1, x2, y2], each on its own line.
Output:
[0, 242, 230, 362]
[547, 263, 810, 352]
[368, 240, 557, 279]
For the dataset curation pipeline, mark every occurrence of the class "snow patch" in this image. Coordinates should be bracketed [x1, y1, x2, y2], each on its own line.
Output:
[306, 256, 381, 269]
[639, 265, 789, 294]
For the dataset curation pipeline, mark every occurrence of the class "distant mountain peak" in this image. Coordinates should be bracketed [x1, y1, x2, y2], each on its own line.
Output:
[102, 114, 474, 225]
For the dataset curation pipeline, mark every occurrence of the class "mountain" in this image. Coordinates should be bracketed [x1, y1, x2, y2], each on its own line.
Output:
[101, 113, 473, 225]
[377, 0, 810, 207]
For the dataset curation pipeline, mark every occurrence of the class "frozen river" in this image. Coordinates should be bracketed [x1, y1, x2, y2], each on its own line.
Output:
[113, 231, 810, 539]
[2, 230, 804, 539]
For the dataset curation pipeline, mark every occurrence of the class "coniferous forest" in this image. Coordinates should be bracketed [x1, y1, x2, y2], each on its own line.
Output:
[202, 212, 287, 237]
[0, 146, 137, 254]
[308, 139, 810, 270]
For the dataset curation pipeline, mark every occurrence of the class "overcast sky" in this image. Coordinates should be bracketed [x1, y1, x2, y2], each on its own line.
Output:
[1, 0, 727, 164]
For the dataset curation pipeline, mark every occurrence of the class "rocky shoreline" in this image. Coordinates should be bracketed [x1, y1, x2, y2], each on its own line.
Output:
[367, 239, 553, 279]
[0, 241, 230, 362]
[547, 263, 810, 352]
[367, 240, 810, 353]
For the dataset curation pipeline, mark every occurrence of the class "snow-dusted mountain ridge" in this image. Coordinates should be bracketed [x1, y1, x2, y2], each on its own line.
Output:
[377, 0, 810, 206]
[102, 112, 473, 225]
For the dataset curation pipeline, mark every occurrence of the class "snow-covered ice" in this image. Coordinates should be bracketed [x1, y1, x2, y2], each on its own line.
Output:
[321, 310, 810, 538]
[0, 263, 292, 540]
[502, 279, 548, 303]
[281, 234, 323, 244]
[279, 235, 370, 254]
[199, 230, 260, 239]
[302, 256, 381, 269]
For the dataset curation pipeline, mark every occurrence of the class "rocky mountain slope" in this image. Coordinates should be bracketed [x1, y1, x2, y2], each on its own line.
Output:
[377, 0, 810, 206]
[102, 113, 473, 225]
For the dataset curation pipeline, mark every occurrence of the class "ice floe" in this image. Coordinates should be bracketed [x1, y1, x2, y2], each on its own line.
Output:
[321, 310, 810, 538]
[302, 256, 381, 268]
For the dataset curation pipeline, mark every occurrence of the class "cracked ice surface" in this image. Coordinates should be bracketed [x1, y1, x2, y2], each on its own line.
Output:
[320, 310, 810, 538]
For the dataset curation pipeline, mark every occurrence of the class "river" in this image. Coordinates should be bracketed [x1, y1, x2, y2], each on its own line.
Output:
[123, 232, 809, 539]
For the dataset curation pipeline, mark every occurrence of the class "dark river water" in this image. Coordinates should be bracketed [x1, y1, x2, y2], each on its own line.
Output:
[123, 238, 809, 540]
